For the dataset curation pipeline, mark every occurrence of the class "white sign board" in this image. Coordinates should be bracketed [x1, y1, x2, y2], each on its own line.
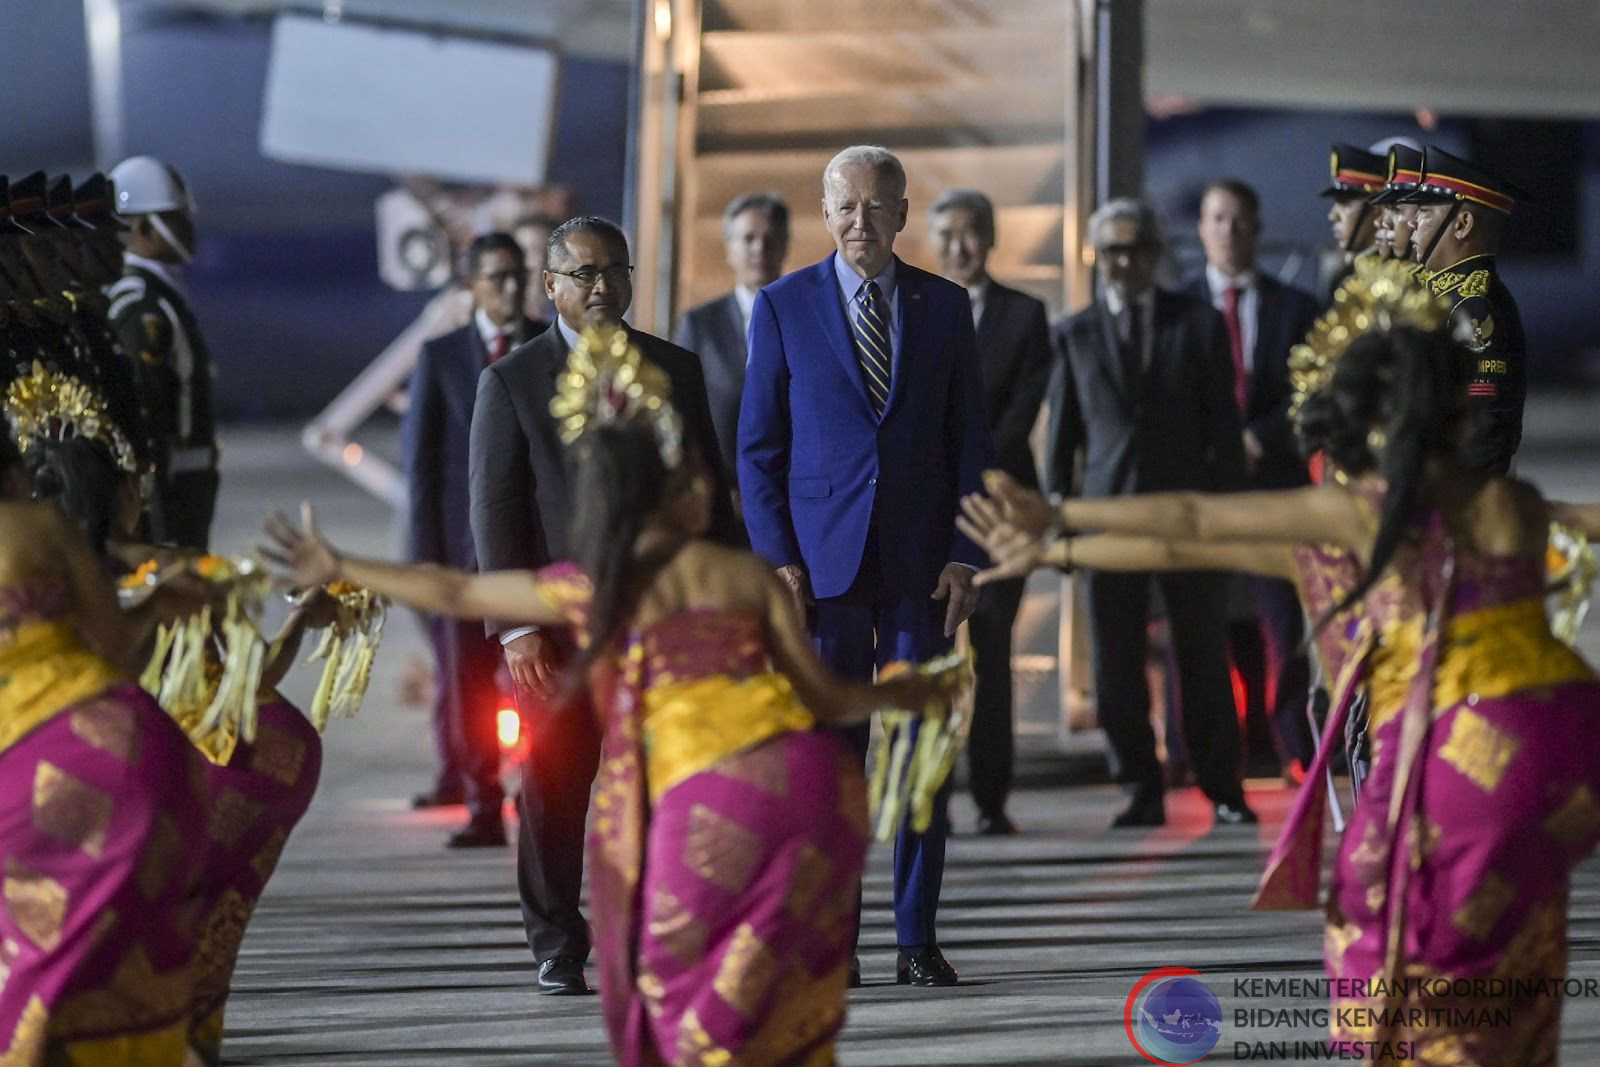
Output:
[261, 15, 559, 184]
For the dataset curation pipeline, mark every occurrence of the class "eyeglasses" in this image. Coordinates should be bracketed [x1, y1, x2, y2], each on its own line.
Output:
[549, 265, 634, 288]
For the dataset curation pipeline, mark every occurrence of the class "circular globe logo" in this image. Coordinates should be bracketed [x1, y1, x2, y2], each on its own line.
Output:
[1123, 967, 1224, 1065]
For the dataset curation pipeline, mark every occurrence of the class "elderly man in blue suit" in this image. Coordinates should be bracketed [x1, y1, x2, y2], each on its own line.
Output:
[739, 145, 993, 988]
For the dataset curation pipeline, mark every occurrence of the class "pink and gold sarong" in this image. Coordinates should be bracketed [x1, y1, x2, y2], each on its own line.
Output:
[0, 579, 209, 1065]
[538, 562, 866, 1067]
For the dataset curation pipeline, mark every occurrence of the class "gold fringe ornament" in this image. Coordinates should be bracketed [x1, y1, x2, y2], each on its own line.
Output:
[1548, 523, 1597, 646]
[3, 360, 138, 473]
[868, 649, 976, 841]
[305, 582, 387, 731]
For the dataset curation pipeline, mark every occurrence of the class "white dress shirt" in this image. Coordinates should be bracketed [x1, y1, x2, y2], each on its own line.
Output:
[966, 278, 990, 330]
[1204, 263, 1258, 374]
[475, 308, 521, 360]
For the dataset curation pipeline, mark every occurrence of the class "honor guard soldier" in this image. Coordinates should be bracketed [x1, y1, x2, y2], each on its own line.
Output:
[106, 155, 218, 548]
[1322, 143, 1386, 265]
[1404, 146, 1529, 474]
[1367, 143, 1427, 268]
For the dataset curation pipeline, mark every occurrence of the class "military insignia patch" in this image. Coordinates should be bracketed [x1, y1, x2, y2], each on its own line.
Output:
[1458, 270, 1491, 299]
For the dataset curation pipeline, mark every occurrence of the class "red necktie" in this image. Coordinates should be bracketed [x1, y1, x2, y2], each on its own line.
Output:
[488, 333, 510, 364]
[1222, 286, 1248, 413]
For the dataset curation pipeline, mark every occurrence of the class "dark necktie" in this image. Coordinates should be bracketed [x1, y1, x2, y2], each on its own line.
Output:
[1117, 304, 1143, 388]
[854, 280, 891, 416]
[1222, 285, 1248, 413]
[488, 332, 510, 364]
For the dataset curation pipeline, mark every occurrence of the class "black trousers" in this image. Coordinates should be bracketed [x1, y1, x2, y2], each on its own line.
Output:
[150, 468, 218, 550]
[428, 618, 506, 821]
[1228, 577, 1315, 769]
[512, 635, 601, 964]
[1083, 568, 1244, 805]
[965, 576, 1026, 816]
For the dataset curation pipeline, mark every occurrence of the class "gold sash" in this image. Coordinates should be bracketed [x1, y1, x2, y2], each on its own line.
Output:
[0, 622, 123, 758]
[642, 671, 815, 803]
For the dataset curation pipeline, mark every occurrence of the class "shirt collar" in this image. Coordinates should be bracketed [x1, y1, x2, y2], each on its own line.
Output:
[733, 285, 758, 322]
[1103, 284, 1153, 317]
[833, 251, 896, 304]
[556, 316, 582, 352]
[474, 308, 521, 347]
[966, 276, 991, 305]
[124, 252, 185, 296]
[1206, 263, 1258, 295]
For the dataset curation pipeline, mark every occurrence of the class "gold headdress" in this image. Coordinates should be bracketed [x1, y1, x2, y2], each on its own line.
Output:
[549, 327, 683, 468]
[4, 360, 137, 473]
[1288, 258, 1450, 420]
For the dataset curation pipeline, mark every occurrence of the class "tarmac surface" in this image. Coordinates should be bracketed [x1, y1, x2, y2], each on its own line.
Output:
[213, 394, 1600, 1065]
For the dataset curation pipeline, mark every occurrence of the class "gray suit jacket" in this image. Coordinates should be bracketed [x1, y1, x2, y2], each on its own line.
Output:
[673, 292, 747, 479]
[1046, 288, 1247, 500]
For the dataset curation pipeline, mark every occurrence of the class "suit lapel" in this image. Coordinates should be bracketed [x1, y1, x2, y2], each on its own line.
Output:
[884, 260, 919, 417]
[808, 257, 874, 413]
[1250, 277, 1279, 406]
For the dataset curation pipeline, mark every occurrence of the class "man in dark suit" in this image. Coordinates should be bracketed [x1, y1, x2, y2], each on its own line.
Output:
[403, 232, 543, 845]
[469, 216, 736, 995]
[1185, 179, 1320, 776]
[927, 188, 1051, 836]
[1046, 197, 1252, 829]
[740, 146, 992, 987]
[673, 193, 790, 482]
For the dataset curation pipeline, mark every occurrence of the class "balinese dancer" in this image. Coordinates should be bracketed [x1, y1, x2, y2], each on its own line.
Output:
[961, 260, 1600, 1064]
[261, 328, 965, 1066]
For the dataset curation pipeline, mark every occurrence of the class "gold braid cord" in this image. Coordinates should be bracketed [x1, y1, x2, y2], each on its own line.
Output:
[305, 582, 388, 731]
[548, 326, 684, 469]
[1288, 258, 1450, 420]
[3, 360, 137, 473]
[868, 650, 976, 841]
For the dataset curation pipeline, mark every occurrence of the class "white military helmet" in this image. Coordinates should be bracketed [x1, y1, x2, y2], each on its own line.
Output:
[109, 155, 197, 216]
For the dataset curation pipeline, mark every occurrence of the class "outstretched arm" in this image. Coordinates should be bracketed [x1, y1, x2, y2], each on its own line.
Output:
[757, 565, 937, 725]
[261, 504, 565, 627]
[959, 492, 1297, 585]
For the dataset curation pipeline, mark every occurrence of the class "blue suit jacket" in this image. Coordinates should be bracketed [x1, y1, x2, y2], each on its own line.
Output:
[738, 255, 993, 601]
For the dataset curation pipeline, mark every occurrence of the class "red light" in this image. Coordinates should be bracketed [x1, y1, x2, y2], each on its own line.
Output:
[496, 707, 521, 750]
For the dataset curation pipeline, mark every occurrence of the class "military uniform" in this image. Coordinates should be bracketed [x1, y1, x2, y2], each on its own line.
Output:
[106, 255, 218, 547]
[1403, 146, 1530, 476]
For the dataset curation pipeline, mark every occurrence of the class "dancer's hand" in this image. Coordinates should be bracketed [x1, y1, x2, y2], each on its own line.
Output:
[260, 502, 341, 588]
[288, 586, 341, 630]
[958, 492, 1054, 585]
[979, 470, 1057, 538]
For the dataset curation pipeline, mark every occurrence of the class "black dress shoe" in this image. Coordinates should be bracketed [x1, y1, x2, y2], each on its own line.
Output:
[412, 788, 464, 809]
[446, 817, 507, 848]
[537, 956, 590, 995]
[1213, 800, 1259, 826]
[896, 947, 958, 987]
[848, 956, 862, 988]
[1110, 795, 1165, 828]
[976, 811, 1018, 836]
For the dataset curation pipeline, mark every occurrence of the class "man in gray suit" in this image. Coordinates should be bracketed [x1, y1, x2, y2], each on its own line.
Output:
[1046, 198, 1252, 830]
[674, 193, 790, 482]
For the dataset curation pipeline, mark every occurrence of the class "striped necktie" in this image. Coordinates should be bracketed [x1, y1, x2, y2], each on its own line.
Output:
[853, 279, 891, 415]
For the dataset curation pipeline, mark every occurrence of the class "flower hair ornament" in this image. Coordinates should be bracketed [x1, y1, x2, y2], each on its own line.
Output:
[4, 360, 137, 473]
[1288, 257, 1451, 420]
[549, 326, 684, 468]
